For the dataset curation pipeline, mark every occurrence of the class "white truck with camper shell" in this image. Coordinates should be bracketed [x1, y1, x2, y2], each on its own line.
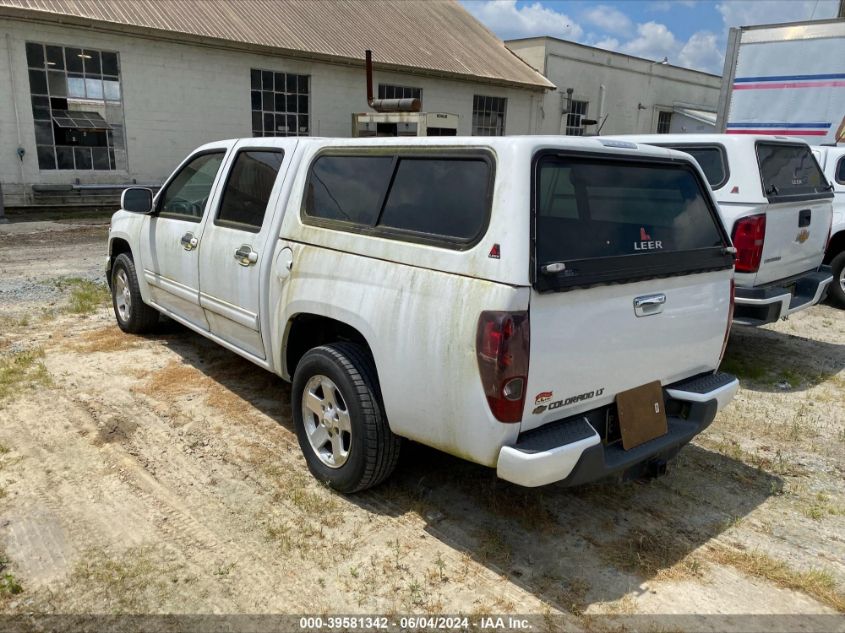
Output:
[811, 144, 845, 307]
[107, 136, 739, 493]
[605, 134, 834, 325]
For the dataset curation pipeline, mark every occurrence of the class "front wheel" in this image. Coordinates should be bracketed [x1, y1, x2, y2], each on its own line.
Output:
[291, 343, 400, 493]
[111, 253, 159, 333]
[829, 251, 845, 309]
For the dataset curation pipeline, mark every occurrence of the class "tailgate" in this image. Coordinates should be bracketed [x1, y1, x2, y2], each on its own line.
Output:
[526, 150, 734, 433]
[523, 272, 731, 432]
[753, 142, 834, 285]
[755, 198, 832, 285]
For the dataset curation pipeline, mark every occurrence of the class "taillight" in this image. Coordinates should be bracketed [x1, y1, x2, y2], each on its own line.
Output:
[476, 311, 530, 423]
[719, 278, 735, 363]
[732, 214, 766, 273]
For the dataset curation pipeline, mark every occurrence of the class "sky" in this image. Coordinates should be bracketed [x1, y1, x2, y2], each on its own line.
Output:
[461, 0, 841, 74]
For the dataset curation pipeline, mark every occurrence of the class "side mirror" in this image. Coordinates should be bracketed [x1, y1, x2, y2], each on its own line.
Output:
[121, 187, 154, 214]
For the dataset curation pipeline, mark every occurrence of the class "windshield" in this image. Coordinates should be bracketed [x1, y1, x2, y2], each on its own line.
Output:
[533, 153, 731, 291]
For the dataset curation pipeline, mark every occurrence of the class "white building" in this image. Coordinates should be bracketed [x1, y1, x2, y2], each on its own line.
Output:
[0, 0, 552, 208]
[506, 36, 720, 137]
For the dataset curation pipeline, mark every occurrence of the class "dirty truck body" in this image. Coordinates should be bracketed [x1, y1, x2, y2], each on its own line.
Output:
[107, 136, 739, 492]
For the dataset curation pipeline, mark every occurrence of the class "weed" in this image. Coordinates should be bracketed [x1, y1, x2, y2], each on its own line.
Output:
[213, 562, 235, 576]
[407, 578, 424, 606]
[54, 278, 110, 315]
[0, 348, 51, 401]
[710, 548, 845, 613]
[265, 522, 293, 551]
[0, 554, 22, 601]
[802, 492, 844, 520]
[719, 355, 768, 381]
[0, 574, 22, 598]
[391, 539, 402, 569]
[72, 547, 184, 611]
[434, 553, 447, 583]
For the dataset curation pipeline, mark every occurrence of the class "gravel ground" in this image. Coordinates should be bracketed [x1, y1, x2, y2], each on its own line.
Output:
[0, 221, 843, 631]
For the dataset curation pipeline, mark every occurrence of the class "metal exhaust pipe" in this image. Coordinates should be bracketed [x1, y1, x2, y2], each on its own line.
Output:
[365, 49, 421, 113]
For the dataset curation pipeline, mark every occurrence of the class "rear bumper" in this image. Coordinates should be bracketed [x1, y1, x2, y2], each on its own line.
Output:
[733, 267, 832, 326]
[496, 372, 738, 488]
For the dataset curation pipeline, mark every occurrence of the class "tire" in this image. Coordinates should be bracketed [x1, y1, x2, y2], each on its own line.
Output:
[111, 253, 160, 333]
[291, 343, 401, 493]
[828, 251, 845, 309]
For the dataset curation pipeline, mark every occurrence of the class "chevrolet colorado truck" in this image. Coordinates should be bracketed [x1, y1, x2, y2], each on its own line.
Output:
[605, 135, 834, 325]
[108, 136, 739, 492]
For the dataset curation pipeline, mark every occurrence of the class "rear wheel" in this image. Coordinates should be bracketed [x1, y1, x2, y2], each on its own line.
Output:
[291, 343, 400, 493]
[829, 251, 845, 309]
[111, 253, 159, 333]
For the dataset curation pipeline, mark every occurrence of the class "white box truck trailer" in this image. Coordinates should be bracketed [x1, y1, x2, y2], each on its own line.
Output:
[715, 18, 845, 143]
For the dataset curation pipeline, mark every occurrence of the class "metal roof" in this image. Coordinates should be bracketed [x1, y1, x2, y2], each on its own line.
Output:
[0, 0, 554, 89]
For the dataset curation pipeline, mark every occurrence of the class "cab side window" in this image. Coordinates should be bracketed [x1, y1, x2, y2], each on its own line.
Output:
[837, 157, 845, 185]
[159, 152, 225, 220]
[216, 150, 284, 231]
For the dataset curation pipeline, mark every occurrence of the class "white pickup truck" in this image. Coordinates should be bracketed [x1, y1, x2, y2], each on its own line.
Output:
[108, 136, 738, 492]
[605, 135, 834, 325]
[812, 144, 845, 307]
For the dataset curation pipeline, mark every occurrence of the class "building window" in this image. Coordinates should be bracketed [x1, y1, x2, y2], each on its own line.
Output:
[26, 41, 126, 171]
[472, 95, 506, 136]
[378, 84, 422, 103]
[657, 111, 673, 134]
[251, 68, 309, 137]
[565, 100, 589, 136]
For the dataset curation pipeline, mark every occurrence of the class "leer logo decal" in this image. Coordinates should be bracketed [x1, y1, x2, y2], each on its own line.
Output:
[634, 227, 663, 251]
[534, 391, 553, 405]
[796, 229, 810, 244]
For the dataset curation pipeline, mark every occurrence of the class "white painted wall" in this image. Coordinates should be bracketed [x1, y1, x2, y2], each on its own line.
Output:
[507, 37, 720, 137]
[0, 17, 543, 206]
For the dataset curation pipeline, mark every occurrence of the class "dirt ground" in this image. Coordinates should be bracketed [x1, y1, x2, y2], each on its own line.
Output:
[0, 221, 843, 631]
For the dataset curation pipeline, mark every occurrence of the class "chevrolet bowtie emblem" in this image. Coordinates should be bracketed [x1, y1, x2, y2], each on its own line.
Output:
[795, 229, 810, 244]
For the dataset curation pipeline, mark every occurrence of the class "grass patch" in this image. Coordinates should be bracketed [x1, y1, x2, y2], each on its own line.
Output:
[68, 327, 141, 354]
[710, 548, 845, 613]
[720, 354, 768, 381]
[0, 348, 50, 402]
[802, 492, 845, 521]
[72, 547, 187, 612]
[0, 553, 23, 602]
[601, 528, 705, 581]
[54, 278, 110, 315]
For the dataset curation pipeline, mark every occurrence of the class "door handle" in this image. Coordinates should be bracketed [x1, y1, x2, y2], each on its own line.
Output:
[180, 232, 198, 251]
[235, 244, 259, 267]
[634, 293, 666, 317]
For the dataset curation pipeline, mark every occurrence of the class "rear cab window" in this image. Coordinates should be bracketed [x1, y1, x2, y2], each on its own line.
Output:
[533, 152, 733, 291]
[302, 151, 493, 248]
[660, 145, 728, 190]
[756, 142, 833, 202]
[836, 156, 845, 185]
